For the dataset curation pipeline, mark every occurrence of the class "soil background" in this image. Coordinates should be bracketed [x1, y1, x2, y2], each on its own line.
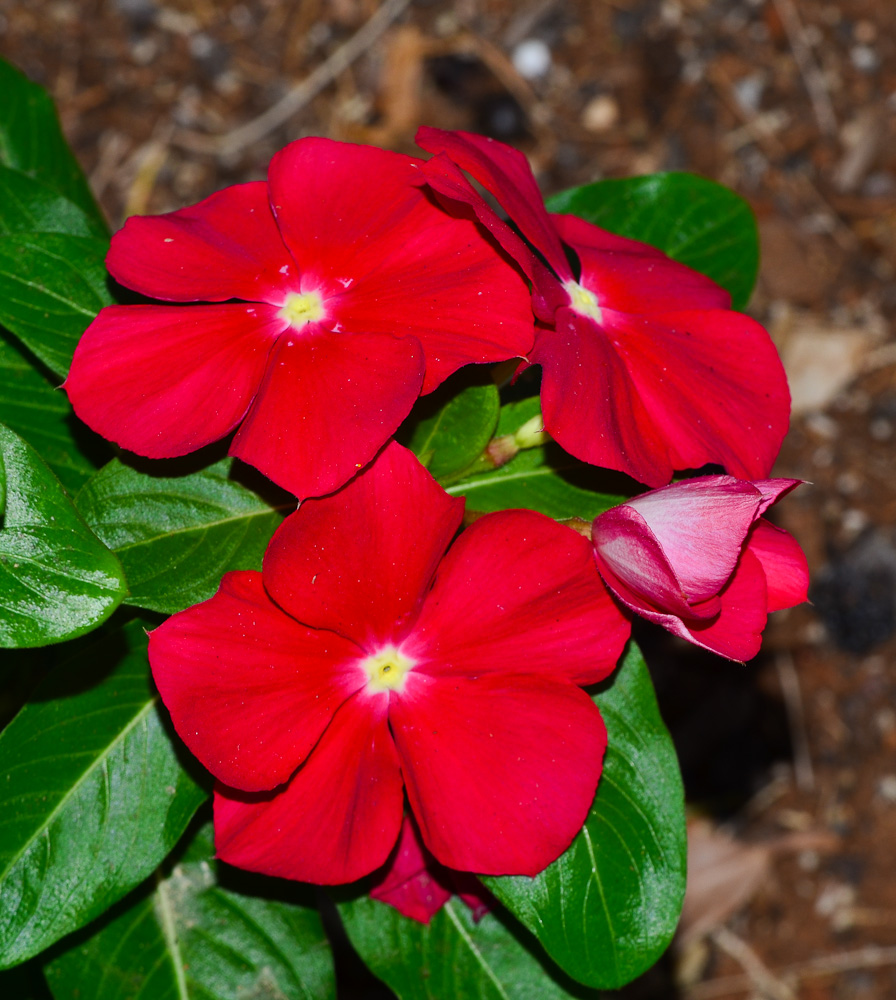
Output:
[2, 1, 895, 998]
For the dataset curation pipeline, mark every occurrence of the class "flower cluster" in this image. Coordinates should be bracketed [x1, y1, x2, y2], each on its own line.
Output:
[66, 130, 807, 917]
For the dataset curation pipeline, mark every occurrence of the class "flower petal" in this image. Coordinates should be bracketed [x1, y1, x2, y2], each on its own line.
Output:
[415, 152, 564, 321]
[230, 328, 424, 499]
[751, 478, 803, 515]
[106, 182, 297, 304]
[416, 127, 573, 283]
[624, 476, 763, 601]
[557, 213, 732, 313]
[591, 505, 704, 621]
[64, 303, 284, 458]
[268, 138, 533, 392]
[407, 509, 629, 686]
[391, 671, 606, 876]
[636, 548, 769, 661]
[609, 307, 790, 481]
[214, 692, 404, 884]
[369, 815, 452, 924]
[532, 308, 672, 485]
[747, 518, 810, 612]
[148, 571, 364, 792]
[263, 441, 465, 645]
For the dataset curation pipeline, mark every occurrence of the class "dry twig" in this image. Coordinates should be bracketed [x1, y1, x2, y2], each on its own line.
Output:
[711, 927, 796, 1000]
[688, 945, 896, 999]
[771, 0, 837, 139]
[775, 652, 815, 793]
[175, 0, 413, 158]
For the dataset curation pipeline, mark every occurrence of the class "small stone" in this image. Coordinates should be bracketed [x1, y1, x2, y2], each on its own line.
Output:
[836, 471, 862, 496]
[876, 775, 896, 803]
[850, 45, 879, 73]
[581, 94, 620, 133]
[840, 507, 868, 537]
[798, 850, 820, 871]
[804, 412, 839, 440]
[870, 418, 892, 441]
[875, 708, 896, 734]
[512, 39, 552, 80]
[732, 73, 765, 115]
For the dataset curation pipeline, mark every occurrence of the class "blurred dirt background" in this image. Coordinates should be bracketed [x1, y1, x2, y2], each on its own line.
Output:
[2, 0, 895, 997]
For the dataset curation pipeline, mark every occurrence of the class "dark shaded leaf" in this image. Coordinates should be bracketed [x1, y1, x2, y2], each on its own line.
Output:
[0, 330, 108, 494]
[0, 233, 111, 379]
[400, 368, 500, 482]
[0, 58, 105, 231]
[77, 458, 290, 615]
[0, 621, 207, 967]
[44, 824, 336, 1000]
[0, 166, 106, 239]
[0, 423, 125, 648]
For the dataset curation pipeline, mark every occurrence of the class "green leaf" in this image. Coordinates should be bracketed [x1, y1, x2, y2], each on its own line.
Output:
[546, 173, 759, 310]
[447, 398, 624, 520]
[44, 823, 336, 1000]
[0, 58, 106, 231]
[339, 894, 597, 1000]
[0, 620, 207, 968]
[399, 368, 500, 483]
[482, 642, 687, 989]
[0, 232, 111, 379]
[77, 458, 291, 615]
[0, 166, 106, 239]
[0, 423, 126, 648]
[0, 330, 108, 494]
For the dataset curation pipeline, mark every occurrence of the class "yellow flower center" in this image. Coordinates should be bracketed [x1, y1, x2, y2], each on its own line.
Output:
[361, 647, 415, 694]
[564, 281, 603, 322]
[279, 291, 324, 328]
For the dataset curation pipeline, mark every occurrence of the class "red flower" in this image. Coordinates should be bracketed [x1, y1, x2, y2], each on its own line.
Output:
[369, 814, 492, 924]
[64, 138, 533, 498]
[414, 128, 790, 488]
[590, 476, 809, 661]
[149, 442, 630, 884]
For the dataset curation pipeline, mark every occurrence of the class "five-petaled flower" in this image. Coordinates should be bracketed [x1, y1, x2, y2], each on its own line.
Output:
[149, 442, 631, 884]
[64, 137, 534, 499]
[414, 127, 790, 489]
[590, 475, 809, 661]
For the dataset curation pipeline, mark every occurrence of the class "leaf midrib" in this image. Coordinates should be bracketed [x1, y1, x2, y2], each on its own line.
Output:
[443, 902, 511, 1000]
[0, 695, 157, 886]
[446, 461, 579, 494]
[95, 505, 283, 554]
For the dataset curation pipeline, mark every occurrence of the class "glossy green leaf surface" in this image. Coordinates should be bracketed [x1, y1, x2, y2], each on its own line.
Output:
[0, 621, 207, 968]
[546, 173, 759, 310]
[340, 895, 597, 1000]
[44, 823, 336, 1000]
[77, 459, 290, 615]
[0, 233, 111, 379]
[400, 369, 500, 483]
[0, 331, 107, 494]
[0, 423, 126, 647]
[448, 398, 624, 520]
[483, 642, 687, 989]
[0, 58, 105, 230]
[0, 166, 106, 239]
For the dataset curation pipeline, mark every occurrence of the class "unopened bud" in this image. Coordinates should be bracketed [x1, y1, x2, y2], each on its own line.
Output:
[513, 414, 548, 450]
